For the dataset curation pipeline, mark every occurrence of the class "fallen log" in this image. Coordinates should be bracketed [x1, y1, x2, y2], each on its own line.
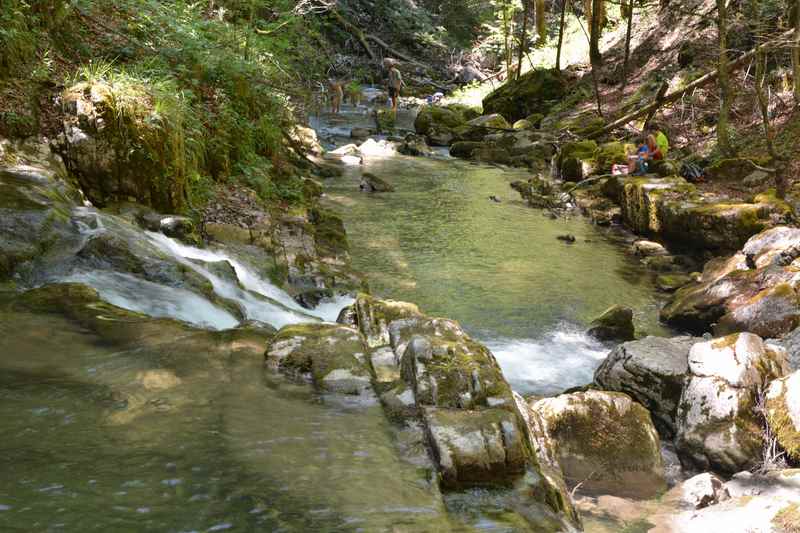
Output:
[592, 29, 795, 138]
[328, 9, 376, 61]
[364, 35, 429, 70]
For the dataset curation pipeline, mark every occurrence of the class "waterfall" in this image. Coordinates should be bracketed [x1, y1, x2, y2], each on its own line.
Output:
[63, 209, 353, 331]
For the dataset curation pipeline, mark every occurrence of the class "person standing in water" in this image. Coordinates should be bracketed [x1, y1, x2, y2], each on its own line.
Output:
[329, 79, 344, 114]
[385, 59, 404, 113]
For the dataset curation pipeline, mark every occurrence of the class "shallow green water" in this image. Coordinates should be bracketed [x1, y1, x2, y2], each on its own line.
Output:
[0, 300, 470, 532]
[320, 127, 669, 395]
[0, 104, 671, 532]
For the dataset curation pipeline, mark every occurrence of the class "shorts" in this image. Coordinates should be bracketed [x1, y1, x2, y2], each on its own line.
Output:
[389, 86, 400, 98]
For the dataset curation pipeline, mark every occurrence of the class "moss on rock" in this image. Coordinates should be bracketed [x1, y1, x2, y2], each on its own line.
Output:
[482, 69, 570, 123]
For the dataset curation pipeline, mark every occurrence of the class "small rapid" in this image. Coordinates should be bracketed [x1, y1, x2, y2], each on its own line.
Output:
[61, 208, 353, 331]
[315, 103, 671, 396]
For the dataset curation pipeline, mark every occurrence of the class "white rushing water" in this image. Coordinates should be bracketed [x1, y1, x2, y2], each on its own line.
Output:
[483, 327, 610, 396]
[65, 270, 241, 330]
[65, 209, 353, 331]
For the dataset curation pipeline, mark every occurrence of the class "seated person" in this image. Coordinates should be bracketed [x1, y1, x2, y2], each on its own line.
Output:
[627, 135, 662, 175]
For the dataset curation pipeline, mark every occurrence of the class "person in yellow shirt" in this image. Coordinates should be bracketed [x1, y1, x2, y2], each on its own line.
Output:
[653, 128, 669, 157]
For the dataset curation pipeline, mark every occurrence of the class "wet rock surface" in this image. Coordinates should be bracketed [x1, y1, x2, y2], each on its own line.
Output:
[586, 305, 635, 342]
[594, 335, 696, 437]
[527, 390, 666, 499]
[662, 226, 800, 338]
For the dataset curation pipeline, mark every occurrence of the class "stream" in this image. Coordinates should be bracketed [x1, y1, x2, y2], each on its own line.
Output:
[0, 99, 671, 532]
[313, 102, 670, 396]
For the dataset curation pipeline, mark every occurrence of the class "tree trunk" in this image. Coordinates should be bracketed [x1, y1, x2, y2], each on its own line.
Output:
[794, 0, 800, 103]
[621, 0, 635, 89]
[517, 0, 530, 80]
[716, 0, 734, 157]
[589, 0, 603, 66]
[755, 50, 776, 160]
[555, 0, 567, 71]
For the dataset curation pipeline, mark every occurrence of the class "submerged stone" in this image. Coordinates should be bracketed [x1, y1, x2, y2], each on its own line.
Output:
[587, 305, 635, 342]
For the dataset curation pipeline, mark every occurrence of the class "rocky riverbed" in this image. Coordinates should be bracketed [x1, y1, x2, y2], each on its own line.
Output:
[2, 74, 800, 532]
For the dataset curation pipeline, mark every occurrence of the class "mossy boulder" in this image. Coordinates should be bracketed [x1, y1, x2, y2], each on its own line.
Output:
[766, 371, 800, 461]
[347, 295, 578, 522]
[264, 323, 372, 395]
[676, 333, 790, 474]
[705, 158, 768, 182]
[662, 226, 800, 337]
[513, 119, 533, 130]
[529, 390, 666, 499]
[0, 165, 80, 281]
[454, 114, 512, 143]
[651, 159, 679, 177]
[423, 407, 528, 488]
[60, 82, 189, 212]
[449, 141, 484, 159]
[605, 174, 788, 254]
[656, 273, 693, 292]
[482, 69, 570, 123]
[595, 142, 631, 174]
[557, 140, 598, 181]
[414, 104, 471, 146]
[595, 336, 696, 437]
[587, 305, 635, 342]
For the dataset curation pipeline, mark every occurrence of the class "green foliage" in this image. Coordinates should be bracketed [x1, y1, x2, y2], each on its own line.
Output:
[0, 0, 71, 77]
[33, 0, 328, 210]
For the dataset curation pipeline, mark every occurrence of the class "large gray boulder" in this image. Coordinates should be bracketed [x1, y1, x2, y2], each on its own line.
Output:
[676, 333, 790, 474]
[265, 323, 372, 396]
[594, 336, 696, 436]
[662, 226, 800, 338]
[528, 390, 666, 499]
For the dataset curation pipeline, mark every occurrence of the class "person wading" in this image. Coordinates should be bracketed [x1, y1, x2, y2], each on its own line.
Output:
[329, 79, 344, 114]
[385, 59, 405, 113]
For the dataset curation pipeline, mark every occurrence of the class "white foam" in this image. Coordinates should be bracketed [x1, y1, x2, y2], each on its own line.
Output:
[145, 232, 352, 326]
[484, 326, 610, 396]
[65, 271, 240, 330]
